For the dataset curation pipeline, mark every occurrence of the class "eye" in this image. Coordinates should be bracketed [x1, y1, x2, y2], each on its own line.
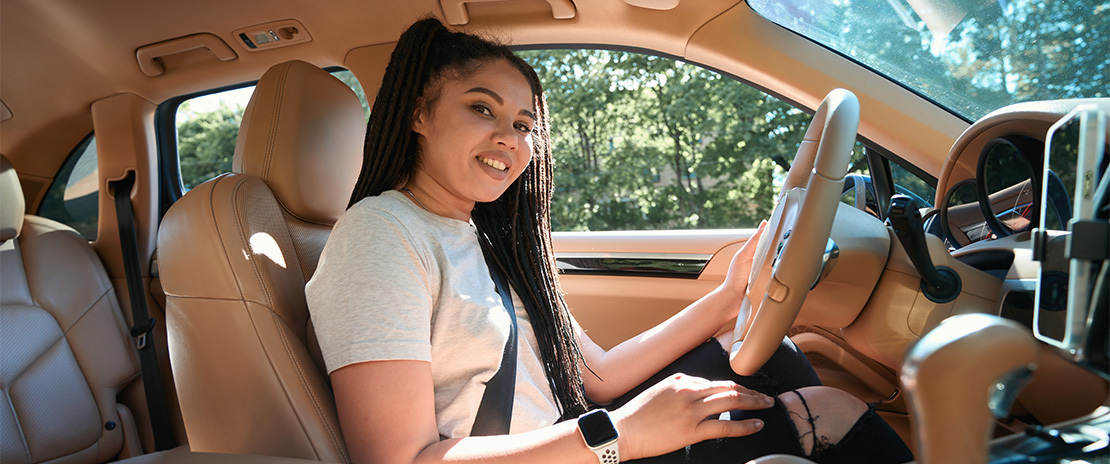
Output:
[514, 122, 534, 134]
[472, 104, 493, 117]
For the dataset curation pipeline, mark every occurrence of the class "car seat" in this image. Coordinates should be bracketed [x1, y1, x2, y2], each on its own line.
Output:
[157, 60, 364, 462]
[0, 154, 148, 463]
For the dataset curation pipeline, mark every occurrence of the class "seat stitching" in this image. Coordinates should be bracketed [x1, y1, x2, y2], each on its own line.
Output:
[14, 229, 113, 331]
[6, 313, 67, 387]
[270, 310, 350, 463]
[231, 181, 275, 308]
[207, 175, 250, 301]
[2, 389, 33, 463]
[262, 63, 289, 183]
[60, 288, 113, 336]
[7, 334, 103, 458]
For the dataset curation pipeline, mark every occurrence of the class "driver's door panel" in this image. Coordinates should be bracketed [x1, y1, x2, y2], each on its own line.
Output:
[553, 230, 749, 350]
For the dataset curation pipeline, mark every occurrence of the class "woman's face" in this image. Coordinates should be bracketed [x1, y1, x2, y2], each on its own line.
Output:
[408, 59, 536, 220]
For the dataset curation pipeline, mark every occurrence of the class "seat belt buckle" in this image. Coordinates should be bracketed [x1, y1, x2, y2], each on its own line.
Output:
[130, 317, 156, 350]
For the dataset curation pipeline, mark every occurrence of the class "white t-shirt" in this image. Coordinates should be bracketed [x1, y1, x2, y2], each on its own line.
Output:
[306, 190, 559, 439]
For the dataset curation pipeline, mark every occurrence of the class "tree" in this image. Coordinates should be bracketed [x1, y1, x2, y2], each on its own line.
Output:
[519, 49, 860, 231]
[748, 0, 1108, 119]
[177, 101, 243, 188]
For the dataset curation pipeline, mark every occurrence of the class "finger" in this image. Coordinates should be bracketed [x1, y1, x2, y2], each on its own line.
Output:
[699, 388, 775, 413]
[735, 227, 766, 263]
[732, 384, 766, 398]
[686, 379, 746, 396]
[694, 418, 765, 441]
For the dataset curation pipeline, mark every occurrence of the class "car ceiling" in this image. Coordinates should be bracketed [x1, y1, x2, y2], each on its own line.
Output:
[1, 0, 963, 185]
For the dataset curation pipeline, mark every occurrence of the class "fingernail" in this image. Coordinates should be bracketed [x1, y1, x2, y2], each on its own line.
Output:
[763, 396, 774, 405]
[753, 420, 764, 429]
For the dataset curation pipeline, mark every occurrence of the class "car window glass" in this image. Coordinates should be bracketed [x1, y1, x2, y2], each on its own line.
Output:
[518, 49, 869, 231]
[890, 159, 936, 207]
[175, 69, 369, 190]
[38, 134, 98, 240]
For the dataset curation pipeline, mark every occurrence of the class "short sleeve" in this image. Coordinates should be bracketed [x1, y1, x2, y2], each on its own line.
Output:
[306, 202, 435, 373]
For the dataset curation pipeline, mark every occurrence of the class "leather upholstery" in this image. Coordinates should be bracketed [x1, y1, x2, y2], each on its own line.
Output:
[158, 60, 363, 462]
[0, 155, 142, 463]
[231, 61, 365, 225]
[1, 155, 25, 241]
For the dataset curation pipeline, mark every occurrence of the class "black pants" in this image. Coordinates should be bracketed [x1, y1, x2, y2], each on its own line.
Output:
[612, 338, 913, 464]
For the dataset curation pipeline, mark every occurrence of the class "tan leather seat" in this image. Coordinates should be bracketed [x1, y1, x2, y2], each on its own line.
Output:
[1, 154, 145, 463]
[157, 60, 363, 462]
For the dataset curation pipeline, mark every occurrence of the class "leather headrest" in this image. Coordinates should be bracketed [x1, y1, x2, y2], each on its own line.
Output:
[1, 154, 25, 241]
[232, 60, 365, 225]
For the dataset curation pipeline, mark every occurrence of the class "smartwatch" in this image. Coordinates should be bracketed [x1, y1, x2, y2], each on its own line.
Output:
[577, 409, 620, 464]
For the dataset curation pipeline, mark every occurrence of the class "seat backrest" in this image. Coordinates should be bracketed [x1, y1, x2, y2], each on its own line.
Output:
[1, 154, 143, 463]
[157, 60, 364, 463]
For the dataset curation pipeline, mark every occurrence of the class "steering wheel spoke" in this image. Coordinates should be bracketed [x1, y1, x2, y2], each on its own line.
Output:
[729, 89, 860, 376]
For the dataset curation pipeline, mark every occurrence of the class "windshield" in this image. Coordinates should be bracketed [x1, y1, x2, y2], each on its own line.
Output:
[748, 0, 1109, 121]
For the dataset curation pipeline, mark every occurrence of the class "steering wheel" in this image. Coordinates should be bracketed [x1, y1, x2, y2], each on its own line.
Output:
[729, 89, 860, 375]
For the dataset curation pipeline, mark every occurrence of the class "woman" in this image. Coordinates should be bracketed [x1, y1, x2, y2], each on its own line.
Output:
[307, 17, 911, 464]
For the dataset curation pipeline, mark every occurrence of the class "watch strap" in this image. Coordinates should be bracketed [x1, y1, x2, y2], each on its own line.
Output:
[577, 410, 620, 464]
[588, 440, 619, 464]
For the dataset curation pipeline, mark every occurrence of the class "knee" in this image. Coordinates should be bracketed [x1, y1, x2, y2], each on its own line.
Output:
[778, 386, 868, 456]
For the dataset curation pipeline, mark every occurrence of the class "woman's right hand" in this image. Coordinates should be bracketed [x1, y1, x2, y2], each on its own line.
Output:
[609, 373, 774, 461]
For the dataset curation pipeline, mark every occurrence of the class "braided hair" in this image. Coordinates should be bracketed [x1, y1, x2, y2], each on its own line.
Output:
[348, 17, 590, 419]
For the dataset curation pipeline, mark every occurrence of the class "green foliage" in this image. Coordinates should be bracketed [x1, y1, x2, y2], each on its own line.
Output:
[177, 101, 242, 189]
[749, 0, 1108, 120]
[175, 70, 368, 190]
[520, 49, 866, 231]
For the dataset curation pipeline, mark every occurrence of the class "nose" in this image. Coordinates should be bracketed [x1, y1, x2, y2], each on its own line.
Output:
[491, 120, 518, 151]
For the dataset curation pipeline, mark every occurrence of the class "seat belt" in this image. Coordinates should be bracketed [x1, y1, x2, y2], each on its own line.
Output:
[110, 172, 178, 451]
[470, 261, 518, 436]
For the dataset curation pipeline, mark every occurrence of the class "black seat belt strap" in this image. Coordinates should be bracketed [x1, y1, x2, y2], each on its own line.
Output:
[470, 261, 518, 436]
[110, 172, 177, 451]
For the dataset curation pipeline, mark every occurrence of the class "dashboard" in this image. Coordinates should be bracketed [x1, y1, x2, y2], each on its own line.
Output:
[931, 97, 1108, 374]
[909, 99, 1110, 432]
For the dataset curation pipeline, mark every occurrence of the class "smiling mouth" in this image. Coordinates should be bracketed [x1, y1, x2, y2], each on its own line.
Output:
[478, 156, 508, 171]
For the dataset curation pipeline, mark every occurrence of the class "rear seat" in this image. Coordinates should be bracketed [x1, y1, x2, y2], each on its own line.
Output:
[0, 154, 146, 463]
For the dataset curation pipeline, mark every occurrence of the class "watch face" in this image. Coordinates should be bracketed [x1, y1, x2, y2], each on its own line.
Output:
[579, 410, 619, 446]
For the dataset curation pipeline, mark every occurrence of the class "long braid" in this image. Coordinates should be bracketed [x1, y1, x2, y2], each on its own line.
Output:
[474, 136, 590, 417]
[349, 17, 590, 419]
[348, 19, 440, 205]
[474, 85, 590, 418]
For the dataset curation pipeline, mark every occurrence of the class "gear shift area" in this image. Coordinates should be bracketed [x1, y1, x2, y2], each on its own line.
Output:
[901, 313, 1040, 464]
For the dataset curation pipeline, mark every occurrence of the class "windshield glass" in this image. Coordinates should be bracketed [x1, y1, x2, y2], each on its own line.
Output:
[748, 0, 1109, 121]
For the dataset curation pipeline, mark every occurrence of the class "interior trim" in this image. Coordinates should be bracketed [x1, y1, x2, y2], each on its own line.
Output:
[555, 252, 711, 278]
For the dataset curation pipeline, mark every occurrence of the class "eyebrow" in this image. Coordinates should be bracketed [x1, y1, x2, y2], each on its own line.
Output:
[466, 87, 536, 121]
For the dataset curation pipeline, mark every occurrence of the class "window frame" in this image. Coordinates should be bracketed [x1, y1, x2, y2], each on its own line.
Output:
[155, 80, 257, 215]
[37, 131, 99, 240]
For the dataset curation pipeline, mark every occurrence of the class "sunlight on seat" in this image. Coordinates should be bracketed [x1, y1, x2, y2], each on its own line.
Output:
[249, 232, 287, 268]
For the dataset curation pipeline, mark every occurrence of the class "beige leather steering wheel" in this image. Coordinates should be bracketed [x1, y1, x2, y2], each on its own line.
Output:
[729, 89, 860, 375]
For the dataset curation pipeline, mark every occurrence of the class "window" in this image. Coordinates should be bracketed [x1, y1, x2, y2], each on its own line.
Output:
[173, 69, 369, 190]
[747, 0, 1108, 121]
[38, 134, 98, 240]
[518, 49, 869, 231]
[890, 159, 935, 207]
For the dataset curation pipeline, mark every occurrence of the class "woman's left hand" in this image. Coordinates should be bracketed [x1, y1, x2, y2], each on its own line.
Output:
[719, 221, 767, 315]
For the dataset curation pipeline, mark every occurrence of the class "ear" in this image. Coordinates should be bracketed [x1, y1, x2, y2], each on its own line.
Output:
[411, 99, 428, 135]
